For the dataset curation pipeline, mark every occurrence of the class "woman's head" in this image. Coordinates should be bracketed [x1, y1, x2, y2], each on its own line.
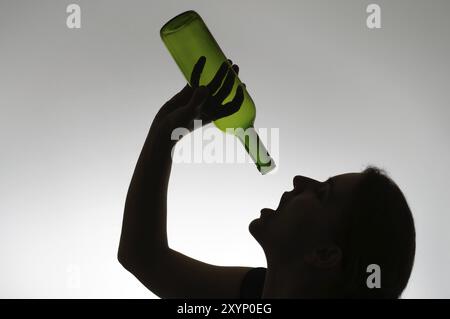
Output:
[249, 166, 415, 298]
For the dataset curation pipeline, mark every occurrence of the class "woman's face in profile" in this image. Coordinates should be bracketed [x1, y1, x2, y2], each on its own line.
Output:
[249, 173, 363, 260]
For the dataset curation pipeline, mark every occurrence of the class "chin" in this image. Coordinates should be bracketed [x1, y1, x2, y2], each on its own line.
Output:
[248, 218, 265, 244]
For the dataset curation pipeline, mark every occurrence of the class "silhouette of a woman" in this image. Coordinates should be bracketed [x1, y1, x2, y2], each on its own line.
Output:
[118, 57, 416, 298]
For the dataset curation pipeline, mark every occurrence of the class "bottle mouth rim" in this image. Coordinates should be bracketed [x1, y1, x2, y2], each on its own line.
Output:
[160, 10, 199, 36]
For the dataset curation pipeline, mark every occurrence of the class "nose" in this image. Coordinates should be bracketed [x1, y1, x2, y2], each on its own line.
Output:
[293, 175, 321, 191]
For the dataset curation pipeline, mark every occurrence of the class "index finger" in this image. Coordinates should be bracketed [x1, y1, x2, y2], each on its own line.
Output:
[190, 56, 206, 87]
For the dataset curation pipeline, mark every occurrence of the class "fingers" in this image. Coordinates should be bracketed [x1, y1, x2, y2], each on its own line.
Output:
[188, 57, 244, 121]
[207, 61, 229, 94]
[214, 64, 239, 103]
[190, 56, 206, 87]
[216, 84, 245, 119]
[232, 64, 239, 76]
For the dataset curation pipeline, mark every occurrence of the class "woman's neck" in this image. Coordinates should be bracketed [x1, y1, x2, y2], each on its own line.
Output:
[262, 263, 307, 298]
[262, 261, 341, 298]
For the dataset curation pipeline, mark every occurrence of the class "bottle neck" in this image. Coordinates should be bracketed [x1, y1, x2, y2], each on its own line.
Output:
[235, 126, 276, 175]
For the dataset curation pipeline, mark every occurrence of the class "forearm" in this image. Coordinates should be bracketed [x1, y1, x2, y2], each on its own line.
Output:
[118, 120, 175, 263]
[117, 59, 249, 298]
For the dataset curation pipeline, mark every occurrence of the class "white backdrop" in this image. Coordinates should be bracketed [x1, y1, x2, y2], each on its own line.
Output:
[1, 0, 449, 298]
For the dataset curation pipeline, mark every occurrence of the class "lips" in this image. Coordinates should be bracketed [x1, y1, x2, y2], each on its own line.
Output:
[259, 191, 295, 218]
[260, 208, 276, 218]
[275, 191, 292, 211]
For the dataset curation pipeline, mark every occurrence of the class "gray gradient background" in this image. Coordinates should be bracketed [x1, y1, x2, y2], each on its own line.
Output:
[1, 0, 449, 298]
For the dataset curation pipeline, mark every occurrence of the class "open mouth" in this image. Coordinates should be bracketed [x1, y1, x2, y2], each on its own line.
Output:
[259, 190, 296, 218]
[276, 191, 293, 211]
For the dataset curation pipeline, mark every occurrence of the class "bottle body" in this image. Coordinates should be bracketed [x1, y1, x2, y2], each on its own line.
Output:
[160, 11, 275, 174]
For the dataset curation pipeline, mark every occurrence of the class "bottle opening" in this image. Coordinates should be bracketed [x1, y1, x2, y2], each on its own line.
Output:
[160, 10, 199, 36]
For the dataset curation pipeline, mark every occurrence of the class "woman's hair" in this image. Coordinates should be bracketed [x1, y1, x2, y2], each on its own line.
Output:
[340, 166, 416, 298]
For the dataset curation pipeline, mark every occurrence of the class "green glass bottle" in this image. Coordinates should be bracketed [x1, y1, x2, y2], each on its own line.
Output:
[160, 10, 276, 174]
